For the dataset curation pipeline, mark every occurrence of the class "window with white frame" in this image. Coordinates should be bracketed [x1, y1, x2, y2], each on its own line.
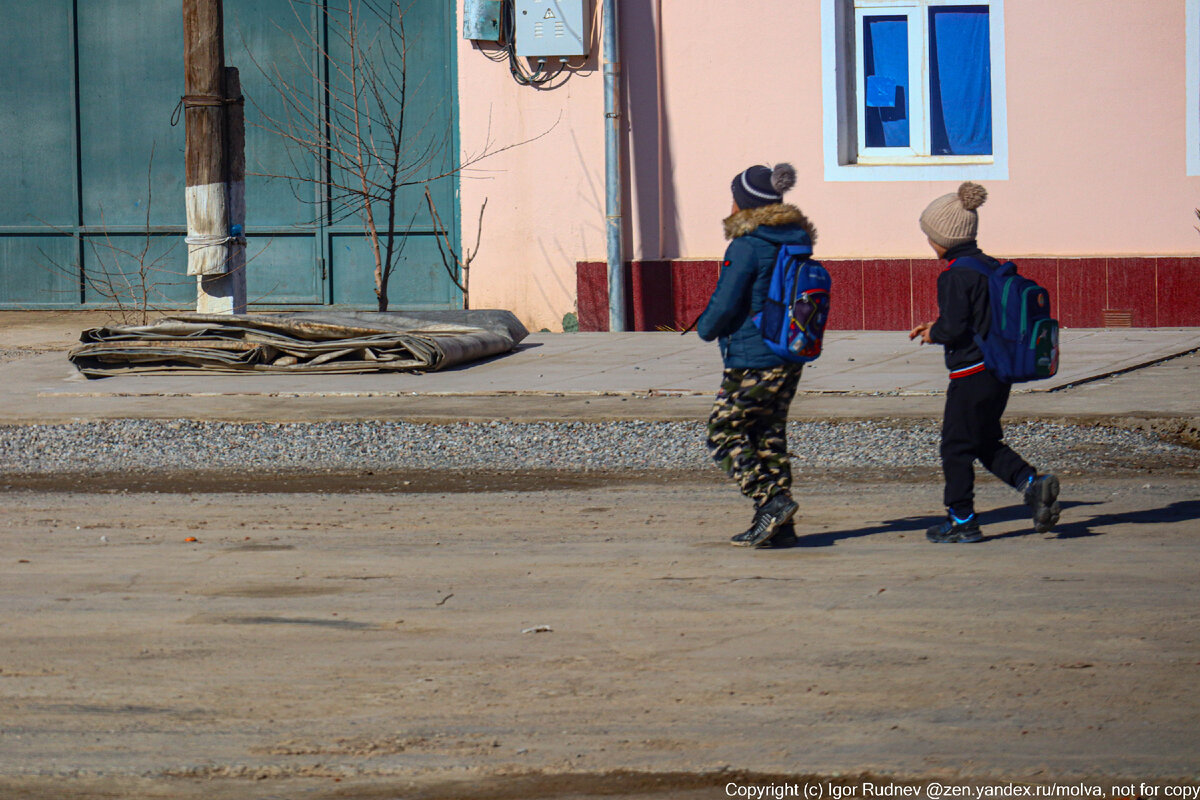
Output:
[822, 0, 1008, 181]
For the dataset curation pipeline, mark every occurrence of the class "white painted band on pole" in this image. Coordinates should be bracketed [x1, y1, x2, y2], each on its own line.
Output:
[186, 181, 231, 276]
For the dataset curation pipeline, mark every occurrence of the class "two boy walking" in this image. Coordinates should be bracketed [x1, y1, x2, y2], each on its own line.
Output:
[697, 166, 1061, 547]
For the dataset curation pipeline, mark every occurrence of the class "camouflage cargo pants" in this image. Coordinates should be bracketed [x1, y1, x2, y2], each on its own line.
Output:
[706, 364, 803, 505]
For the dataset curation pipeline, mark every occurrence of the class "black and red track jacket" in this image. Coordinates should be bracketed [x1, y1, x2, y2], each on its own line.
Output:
[928, 241, 994, 377]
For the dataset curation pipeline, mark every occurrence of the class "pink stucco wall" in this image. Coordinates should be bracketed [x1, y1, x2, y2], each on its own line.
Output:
[458, 1, 1200, 331]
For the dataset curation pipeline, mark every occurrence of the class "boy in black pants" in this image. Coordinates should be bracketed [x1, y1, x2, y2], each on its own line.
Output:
[909, 182, 1060, 543]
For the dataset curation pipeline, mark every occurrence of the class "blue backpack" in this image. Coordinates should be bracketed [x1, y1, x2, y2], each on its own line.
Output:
[959, 256, 1059, 383]
[753, 243, 832, 364]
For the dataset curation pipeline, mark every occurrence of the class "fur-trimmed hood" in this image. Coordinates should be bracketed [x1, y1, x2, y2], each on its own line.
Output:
[723, 203, 818, 243]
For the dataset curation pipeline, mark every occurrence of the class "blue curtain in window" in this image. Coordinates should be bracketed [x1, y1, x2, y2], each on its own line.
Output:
[863, 16, 909, 148]
[929, 6, 992, 156]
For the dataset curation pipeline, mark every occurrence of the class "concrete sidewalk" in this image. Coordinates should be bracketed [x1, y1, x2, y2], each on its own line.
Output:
[0, 312, 1198, 424]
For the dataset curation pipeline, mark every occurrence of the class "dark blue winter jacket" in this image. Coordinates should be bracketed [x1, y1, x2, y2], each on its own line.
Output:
[696, 203, 818, 369]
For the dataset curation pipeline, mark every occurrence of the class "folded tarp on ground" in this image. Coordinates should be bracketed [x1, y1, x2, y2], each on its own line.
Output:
[68, 310, 529, 378]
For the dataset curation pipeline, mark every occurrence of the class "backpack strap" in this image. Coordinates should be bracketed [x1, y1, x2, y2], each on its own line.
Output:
[952, 254, 1016, 278]
[949, 254, 994, 275]
[943, 255, 1001, 355]
[776, 243, 813, 260]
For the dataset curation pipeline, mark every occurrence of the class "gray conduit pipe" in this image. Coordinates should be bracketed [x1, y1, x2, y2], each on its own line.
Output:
[603, 0, 625, 331]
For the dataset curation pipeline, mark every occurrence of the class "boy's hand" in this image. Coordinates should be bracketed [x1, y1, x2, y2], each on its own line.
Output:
[909, 322, 934, 344]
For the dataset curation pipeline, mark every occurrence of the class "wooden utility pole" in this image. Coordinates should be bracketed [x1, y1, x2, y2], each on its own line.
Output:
[183, 0, 246, 313]
[223, 66, 247, 308]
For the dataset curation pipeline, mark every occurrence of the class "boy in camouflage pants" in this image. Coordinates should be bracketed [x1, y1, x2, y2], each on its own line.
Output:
[696, 163, 817, 547]
[707, 366, 802, 528]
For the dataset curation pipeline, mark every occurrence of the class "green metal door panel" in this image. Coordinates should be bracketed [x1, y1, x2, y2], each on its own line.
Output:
[77, 1, 185, 228]
[382, 235, 460, 308]
[225, 0, 326, 304]
[323, 1, 458, 308]
[80, 234, 191, 307]
[0, 238, 78, 307]
[0, 1, 76, 228]
[225, 0, 321, 228]
[324, 1, 457, 230]
[328, 233, 382, 307]
[245, 235, 322, 304]
[0, 1, 457, 310]
[330, 232, 458, 308]
[395, 0, 457, 218]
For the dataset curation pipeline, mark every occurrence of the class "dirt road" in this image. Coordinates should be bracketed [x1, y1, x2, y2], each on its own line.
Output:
[1, 472, 1198, 799]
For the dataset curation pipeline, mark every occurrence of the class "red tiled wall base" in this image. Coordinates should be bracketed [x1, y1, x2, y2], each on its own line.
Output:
[577, 258, 1200, 331]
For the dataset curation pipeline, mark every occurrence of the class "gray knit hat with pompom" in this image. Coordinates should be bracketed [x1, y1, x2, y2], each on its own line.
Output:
[731, 163, 796, 210]
[919, 182, 987, 248]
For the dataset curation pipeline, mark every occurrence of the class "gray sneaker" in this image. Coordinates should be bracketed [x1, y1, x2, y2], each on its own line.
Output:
[731, 521, 798, 548]
[729, 493, 799, 548]
[1023, 474, 1061, 533]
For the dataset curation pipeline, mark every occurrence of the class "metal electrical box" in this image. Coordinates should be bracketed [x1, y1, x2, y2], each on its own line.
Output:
[514, 0, 588, 58]
[462, 0, 502, 41]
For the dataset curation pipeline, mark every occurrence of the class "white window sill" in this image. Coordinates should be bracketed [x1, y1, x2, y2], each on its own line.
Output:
[856, 155, 994, 166]
[823, 158, 1009, 182]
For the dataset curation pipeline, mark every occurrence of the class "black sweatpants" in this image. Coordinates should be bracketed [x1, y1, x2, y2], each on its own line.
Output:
[941, 369, 1036, 517]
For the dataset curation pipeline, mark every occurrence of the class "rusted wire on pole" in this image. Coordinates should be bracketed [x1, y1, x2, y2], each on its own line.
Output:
[171, 93, 245, 127]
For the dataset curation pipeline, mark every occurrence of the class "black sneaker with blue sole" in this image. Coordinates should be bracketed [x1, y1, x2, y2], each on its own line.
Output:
[926, 514, 983, 543]
[1024, 474, 1061, 533]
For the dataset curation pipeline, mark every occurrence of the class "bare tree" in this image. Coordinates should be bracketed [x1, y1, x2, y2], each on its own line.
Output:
[38, 143, 277, 325]
[246, 0, 544, 311]
[38, 146, 189, 326]
[426, 187, 486, 311]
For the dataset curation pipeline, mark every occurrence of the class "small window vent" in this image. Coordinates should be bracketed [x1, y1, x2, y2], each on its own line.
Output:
[1102, 309, 1133, 328]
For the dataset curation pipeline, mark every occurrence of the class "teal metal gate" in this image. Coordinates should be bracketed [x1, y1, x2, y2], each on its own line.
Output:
[0, 1, 459, 310]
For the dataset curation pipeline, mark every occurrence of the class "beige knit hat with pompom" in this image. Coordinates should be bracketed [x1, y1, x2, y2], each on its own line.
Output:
[919, 182, 987, 248]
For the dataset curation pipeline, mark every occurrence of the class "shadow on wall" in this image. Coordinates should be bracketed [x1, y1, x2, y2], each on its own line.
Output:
[618, 0, 684, 328]
[577, 260, 718, 332]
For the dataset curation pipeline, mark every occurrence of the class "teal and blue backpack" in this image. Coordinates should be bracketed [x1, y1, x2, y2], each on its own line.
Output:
[959, 256, 1059, 383]
[753, 244, 832, 364]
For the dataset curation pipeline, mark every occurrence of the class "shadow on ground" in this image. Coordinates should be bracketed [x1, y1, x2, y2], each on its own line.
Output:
[784, 497, 1200, 547]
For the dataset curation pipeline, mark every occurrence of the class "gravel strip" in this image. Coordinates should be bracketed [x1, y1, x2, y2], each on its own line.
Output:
[0, 419, 1194, 475]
